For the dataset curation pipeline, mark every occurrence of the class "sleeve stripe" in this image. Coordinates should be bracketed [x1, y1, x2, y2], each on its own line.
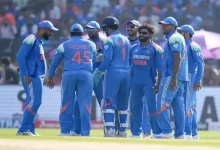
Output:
[23, 34, 36, 45]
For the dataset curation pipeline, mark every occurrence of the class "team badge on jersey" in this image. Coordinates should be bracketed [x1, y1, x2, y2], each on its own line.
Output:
[104, 45, 108, 49]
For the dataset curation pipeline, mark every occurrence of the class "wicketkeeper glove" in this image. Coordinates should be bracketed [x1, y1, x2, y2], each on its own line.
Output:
[93, 68, 103, 87]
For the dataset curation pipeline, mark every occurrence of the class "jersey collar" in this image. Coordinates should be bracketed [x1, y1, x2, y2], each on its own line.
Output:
[34, 34, 44, 44]
[165, 30, 177, 39]
[110, 31, 120, 36]
[139, 41, 153, 49]
[186, 38, 193, 43]
[128, 37, 139, 42]
[71, 36, 83, 39]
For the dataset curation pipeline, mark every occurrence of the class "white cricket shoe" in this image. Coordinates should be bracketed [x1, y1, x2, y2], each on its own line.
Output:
[192, 134, 199, 140]
[149, 134, 162, 139]
[174, 135, 185, 139]
[115, 131, 127, 138]
[70, 132, 80, 136]
[16, 131, 35, 136]
[31, 132, 41, 136]
[185, 135, 192, 140]
[104, 129, 115, 137]
[129, 135, 141, 138]
[143, 133, 151, 139]
[153, 133, 173, 139]
[58, 133, 72, 136]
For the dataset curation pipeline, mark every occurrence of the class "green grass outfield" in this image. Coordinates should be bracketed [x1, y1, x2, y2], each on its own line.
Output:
[0, 129, 220, 147]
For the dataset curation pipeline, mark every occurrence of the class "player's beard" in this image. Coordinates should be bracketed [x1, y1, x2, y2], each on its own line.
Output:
[105, 31, 110, 37]
[139, 36, 150, 42]
[42, 32, 50, 40]
[88, 33, 98, 40]
[127, 31, 137, 37]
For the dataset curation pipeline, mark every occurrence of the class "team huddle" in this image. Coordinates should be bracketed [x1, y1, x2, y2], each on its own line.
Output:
[15, 16, 204, 140]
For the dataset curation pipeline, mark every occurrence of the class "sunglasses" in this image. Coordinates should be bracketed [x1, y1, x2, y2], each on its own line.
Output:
[161, 24, 169, 28]
[139, 31, 150, 35]
[126, 25, 137, 29]
[84, 28, 97, 33]
[101, 24, 107, 31]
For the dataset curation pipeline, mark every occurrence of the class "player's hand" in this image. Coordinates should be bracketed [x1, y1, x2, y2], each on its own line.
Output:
[154, 84, 160, 93]
[93, 69, 103, 87]
[194, 82, 201, 91]
[24, 76, 31, 84]
[96, 53, 104, 62]
[47, 77, 55, 89]
[96, 42, 102, 51]
[170, 78, 177, 91]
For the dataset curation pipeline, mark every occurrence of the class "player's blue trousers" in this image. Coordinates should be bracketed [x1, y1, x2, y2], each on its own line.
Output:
[102, 69, 130, 132]
[60, 70, 92, 136]
[142, 97, 151, 134]
[156, 76, 185, 137]
[130, 84, 160, 135]
[18, 75, 44, 133]
[184, 73, 198, 136]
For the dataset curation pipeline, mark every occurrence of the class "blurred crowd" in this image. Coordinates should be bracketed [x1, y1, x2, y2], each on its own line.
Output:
[0, 0, 220, 86]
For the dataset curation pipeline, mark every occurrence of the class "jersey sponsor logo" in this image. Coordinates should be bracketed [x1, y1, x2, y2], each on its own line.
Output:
[133, 55, 149, 65]
[133, 55, 150, 60]
[133, 60, 147, 65]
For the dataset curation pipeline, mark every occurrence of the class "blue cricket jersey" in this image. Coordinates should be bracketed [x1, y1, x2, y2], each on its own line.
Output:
[48, 36, 96, 77]
[186, 38, 204, 83]
[16, 34, 46, 77]
[131, 42, 164, 85]
[90, 37, 105, 71]
[98, 31, 131, 72]
[163, 30, 188, 81]
[128, 37, 139, 46]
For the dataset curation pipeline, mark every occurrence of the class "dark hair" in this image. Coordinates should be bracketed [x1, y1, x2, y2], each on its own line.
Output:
[70, 32, 83, 36]
[1, 57, 10, 66]
[189, 34, 193, 38]
[107, 25, 119, 30]
[138, 23, 155, 35]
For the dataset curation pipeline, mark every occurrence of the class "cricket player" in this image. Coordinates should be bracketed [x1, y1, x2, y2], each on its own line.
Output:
[84, 21, 105, 106]
[126, 20, 151, 137]
[71, 21, 104, 136]
[130, 24, 162, 138]
[16, 20, 58, 136]
[93, 16, 131, 137]
[157, 17, 188, 139]
[177, 25, 204, 140]
[47, 23, 96, 136]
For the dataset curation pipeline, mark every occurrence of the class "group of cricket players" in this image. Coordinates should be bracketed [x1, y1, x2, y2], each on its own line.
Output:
[15, 15, 204, 140]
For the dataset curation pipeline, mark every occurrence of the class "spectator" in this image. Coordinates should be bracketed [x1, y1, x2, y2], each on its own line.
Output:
[203, 61, 219, 86]
[0, 18, 17, 55]
[20, 17, 38, 39]
[17, 7, 38, 37]
[0, 57, 19, 84]
[40, 2, 61, 21]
